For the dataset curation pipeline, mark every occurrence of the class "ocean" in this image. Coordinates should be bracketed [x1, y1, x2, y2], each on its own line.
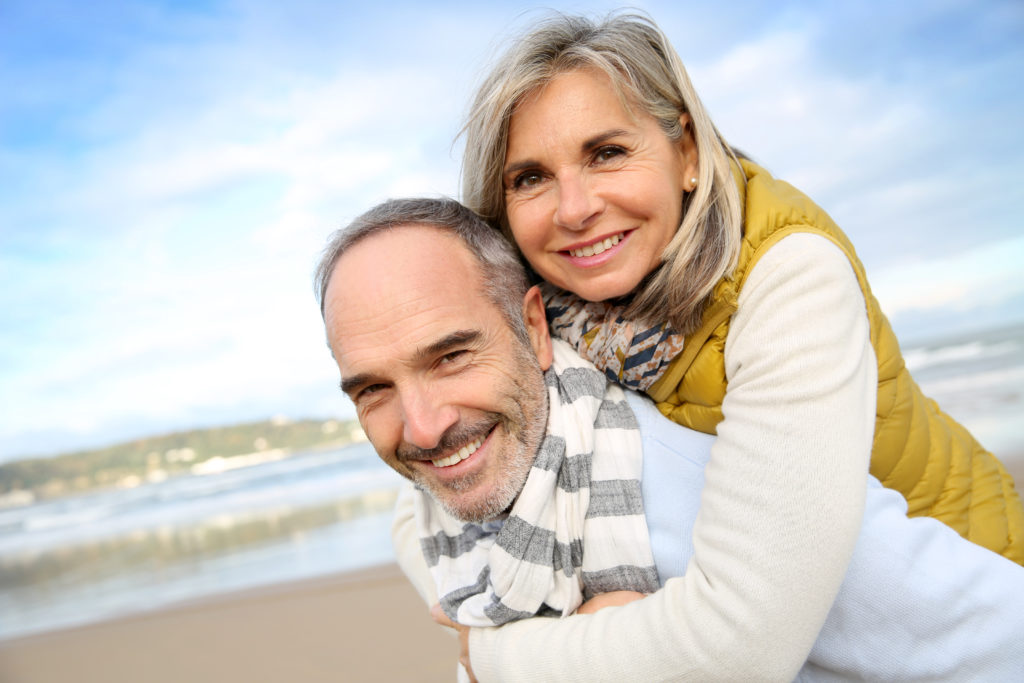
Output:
[1, 323, 1021, 642]
[0, 442, 404, 641]
[902, 323, 1024, 459]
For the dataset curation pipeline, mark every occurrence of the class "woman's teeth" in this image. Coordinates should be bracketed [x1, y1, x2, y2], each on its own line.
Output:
[432, 437, 484, 468]
[569, 233, 623, 258]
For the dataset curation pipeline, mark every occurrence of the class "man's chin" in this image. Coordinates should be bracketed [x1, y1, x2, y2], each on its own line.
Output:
[431, 484, 513, 524]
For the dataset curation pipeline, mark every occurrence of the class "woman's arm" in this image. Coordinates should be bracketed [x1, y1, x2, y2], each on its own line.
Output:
[466, 233, 877, 682]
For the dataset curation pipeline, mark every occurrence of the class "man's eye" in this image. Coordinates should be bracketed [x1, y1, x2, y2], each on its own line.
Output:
[358, 384, 387, 399]
[439, 350, 467, 365]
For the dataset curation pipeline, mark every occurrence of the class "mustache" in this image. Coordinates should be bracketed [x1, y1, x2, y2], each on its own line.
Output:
[396, 415, 500, 462]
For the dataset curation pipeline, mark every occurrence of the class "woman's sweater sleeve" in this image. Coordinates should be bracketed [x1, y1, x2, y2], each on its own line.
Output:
[468, 233, 878, 682]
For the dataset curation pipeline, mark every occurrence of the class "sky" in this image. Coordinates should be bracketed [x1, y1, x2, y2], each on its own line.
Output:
[1, 0, 1022, 462]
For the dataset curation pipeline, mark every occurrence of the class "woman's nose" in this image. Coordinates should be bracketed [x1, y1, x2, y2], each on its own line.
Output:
[553, 171, 601, 231]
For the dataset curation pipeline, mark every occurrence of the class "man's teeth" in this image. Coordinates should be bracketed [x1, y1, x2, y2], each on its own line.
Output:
[432, 437, 484, 468]
[569, 233, 623, 258]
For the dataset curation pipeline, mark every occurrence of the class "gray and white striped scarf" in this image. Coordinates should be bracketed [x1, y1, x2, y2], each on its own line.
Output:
[414, 339, 659, 627]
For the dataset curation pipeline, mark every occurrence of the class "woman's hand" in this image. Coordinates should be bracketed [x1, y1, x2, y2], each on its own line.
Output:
[431, 604, 476, 682]
[429, 592, 645, 681]
[576, 590, 646, 614]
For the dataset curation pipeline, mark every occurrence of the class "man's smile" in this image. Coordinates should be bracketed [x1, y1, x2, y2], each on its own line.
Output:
[431, 435, 485, 468]
[326, 221, 550, 523]
[398, 421, 499, 478]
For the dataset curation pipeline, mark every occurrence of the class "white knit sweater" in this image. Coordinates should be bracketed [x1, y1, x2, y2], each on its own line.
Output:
[392, 233, 877, 681]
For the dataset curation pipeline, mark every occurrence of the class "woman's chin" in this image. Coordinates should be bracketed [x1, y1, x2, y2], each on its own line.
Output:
[539, 254, 650, 303]
[555, 276, 640, 304]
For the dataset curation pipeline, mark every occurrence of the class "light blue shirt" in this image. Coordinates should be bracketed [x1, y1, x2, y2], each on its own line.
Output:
[627, 391, 1024, 680]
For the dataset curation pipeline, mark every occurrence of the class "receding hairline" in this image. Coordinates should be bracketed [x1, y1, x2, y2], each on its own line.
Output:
[321, 221, 489, 309]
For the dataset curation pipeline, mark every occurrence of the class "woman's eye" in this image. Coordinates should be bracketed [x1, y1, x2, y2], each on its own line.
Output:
[513, 171, 543, 189]
[594, 145, 625, 163]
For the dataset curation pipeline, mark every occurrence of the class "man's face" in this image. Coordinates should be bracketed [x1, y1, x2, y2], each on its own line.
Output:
[322, 225, 552, 522]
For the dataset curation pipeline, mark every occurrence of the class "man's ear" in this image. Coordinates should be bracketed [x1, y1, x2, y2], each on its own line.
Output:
[522, 285, 553, 371]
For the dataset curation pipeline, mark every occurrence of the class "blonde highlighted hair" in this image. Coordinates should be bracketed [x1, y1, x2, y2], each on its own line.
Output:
[461, 11, 743, 334]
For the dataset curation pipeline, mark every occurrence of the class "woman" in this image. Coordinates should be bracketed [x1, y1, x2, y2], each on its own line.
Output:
[398, 10, 1024, 680]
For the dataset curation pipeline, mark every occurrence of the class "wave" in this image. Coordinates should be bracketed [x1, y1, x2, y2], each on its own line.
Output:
[903, 340, 1019, 373]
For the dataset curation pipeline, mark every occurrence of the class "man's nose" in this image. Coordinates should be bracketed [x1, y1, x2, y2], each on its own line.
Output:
[399, 384, 459, 450]
[553, 171, 602, 231]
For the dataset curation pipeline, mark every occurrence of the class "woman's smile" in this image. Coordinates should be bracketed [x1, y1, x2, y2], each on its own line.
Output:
[559, 229, 631, 266]
[504, 67, 698, 302]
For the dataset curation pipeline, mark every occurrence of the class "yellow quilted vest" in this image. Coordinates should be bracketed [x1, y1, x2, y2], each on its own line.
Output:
[648, 159, 1024, 564]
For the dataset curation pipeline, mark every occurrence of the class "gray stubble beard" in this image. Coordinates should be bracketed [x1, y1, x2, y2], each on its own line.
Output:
[428, 348, 549, 524]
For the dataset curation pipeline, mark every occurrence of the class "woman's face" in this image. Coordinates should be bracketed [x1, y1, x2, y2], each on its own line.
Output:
[504, 68, 698, 302]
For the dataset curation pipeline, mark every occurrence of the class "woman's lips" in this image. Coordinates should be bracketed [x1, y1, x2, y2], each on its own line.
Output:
[560, 230, 631, 266]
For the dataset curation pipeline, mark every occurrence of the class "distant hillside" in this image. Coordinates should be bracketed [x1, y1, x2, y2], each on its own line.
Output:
[0, 417, 364, 503]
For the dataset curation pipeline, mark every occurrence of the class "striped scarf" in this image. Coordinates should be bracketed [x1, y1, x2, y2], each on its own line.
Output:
[542, 284, 685, 392]
[415, 339, 659, 627]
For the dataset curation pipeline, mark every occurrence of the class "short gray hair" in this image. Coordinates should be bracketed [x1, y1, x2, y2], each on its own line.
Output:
[461, 11, 742, 334]
[314, 197, 532, 342]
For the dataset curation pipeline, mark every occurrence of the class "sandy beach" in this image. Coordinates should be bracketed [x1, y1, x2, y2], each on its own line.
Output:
[4, 450, 1022, 683]
[0, 563, 457, 683]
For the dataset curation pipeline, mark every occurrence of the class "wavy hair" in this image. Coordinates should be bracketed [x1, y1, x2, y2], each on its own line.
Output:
[461, 11, 743, 333]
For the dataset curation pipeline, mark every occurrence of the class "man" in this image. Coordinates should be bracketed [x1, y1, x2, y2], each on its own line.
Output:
[316, 198, 1024, 682]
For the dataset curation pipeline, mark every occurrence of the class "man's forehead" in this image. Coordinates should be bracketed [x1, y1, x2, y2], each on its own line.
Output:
[324, 225, 499, 360]
[335, 225, 474, 289]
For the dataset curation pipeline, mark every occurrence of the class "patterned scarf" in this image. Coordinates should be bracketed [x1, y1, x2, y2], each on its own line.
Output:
[542, 284, 685, 392]
[415, 339, 659, 627]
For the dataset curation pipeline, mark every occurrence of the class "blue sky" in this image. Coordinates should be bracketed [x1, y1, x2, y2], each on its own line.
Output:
[1, 0, 1022, 461]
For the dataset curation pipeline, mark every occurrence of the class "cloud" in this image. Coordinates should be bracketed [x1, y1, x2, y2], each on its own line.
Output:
[690, 13, 1023, 273]
[2, 1, 1022, 459]
[871, 234, 1024, 318]
[0, 16, 471, 458]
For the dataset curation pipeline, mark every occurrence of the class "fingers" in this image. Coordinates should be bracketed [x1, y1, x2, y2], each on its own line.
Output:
[430, 603, 456, 628]
[576, 590, 646, 614]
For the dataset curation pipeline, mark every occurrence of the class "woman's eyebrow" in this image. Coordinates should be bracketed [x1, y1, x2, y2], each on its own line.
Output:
[503, 158, 539, 178]
[503, 128, 632, 177]
[581, 128, 630, 151]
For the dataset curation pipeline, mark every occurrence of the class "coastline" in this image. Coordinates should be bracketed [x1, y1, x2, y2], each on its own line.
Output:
[0, 563, 457, 683]
[2, 452, 1021, 683]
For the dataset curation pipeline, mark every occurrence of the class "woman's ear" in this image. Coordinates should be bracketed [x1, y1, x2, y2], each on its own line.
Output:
[522, 285, 553, 371]
[678, 113, 700, 191]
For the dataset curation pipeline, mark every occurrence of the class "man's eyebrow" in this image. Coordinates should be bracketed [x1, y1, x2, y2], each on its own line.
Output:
[340, 372, 375, 396]
[418, 329, 482, 361]
[502, 129, 631, 178]
[338, 329, 482, 396]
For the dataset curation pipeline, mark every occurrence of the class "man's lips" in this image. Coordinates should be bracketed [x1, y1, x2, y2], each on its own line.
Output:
[401, 424, 496, 472]
[430, 434, 484, 468]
